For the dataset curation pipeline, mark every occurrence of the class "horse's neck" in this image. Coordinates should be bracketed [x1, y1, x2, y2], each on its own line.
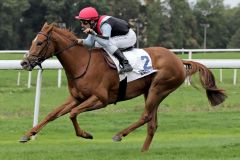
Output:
[54, 30, 90, 78]
[58, 46, 89, 79]
[53, 32, 89, 78]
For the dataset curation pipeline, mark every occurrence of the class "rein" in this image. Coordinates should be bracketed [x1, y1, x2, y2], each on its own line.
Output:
[37, 29, 92, 80]
[37, 31, 78, 57]
[54, 40, 78, 56]
[52, 29, 94, 80]
[71, 47, 92, 80]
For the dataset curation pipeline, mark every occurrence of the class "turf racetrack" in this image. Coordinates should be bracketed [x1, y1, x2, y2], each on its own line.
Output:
[0, 52, 240, 159]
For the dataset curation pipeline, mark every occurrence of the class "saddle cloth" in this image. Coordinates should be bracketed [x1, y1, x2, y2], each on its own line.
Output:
[107, 48, 157, 82]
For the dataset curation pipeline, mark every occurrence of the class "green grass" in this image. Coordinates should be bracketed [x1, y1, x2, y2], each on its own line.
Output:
[0, 102, 240, 160]
[0, 52, 240, 159]
[0, 53, 24, 60]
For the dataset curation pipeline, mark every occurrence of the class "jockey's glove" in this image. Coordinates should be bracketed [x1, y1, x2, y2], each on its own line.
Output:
[83, 28, 97, 35]
[76, 39, 83, 45]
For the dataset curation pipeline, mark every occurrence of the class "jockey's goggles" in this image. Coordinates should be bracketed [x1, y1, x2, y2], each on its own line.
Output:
[80, 20, 90, 25]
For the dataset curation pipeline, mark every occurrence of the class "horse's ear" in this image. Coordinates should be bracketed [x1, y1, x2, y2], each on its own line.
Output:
[41, 22, 50, 31]
[42, 22, 54, 32]
[50, 22, 57, 27]
[43, 22, 49, 27]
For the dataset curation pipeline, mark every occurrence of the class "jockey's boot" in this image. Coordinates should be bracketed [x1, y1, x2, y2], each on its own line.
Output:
[113, 49, 133, 73]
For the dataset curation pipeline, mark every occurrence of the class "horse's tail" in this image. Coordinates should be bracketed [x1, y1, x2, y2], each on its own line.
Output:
[182, 60, 227, 106]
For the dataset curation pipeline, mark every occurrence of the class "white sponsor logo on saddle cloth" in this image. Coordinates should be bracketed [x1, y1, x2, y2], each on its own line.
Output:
[108, 48, 157, 82]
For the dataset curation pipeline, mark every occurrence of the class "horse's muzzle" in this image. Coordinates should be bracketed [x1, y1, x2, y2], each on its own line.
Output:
[20, 59, 33, 71]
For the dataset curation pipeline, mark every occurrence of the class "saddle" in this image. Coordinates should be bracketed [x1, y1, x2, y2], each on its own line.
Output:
[101, 50, 117, 70]
[101, 47, 134, 70]
[100, 48, 157, 102]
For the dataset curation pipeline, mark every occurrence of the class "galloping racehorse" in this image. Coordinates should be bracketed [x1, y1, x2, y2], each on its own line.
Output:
[20, 23, 226, 152]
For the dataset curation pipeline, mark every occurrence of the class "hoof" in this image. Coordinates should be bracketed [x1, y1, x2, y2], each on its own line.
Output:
[112, 135, 122, 142]
[85, 134, 93, 139]
[80, 132, 93, 139]
[19, 136, 30, 143]
[141, 148, 149, 152]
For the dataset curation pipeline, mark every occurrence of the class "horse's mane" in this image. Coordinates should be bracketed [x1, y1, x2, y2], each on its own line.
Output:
[51, 23, 78, 41]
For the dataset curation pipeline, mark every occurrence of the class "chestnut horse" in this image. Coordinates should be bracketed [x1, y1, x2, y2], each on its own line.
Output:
[20, 23, 226, 152]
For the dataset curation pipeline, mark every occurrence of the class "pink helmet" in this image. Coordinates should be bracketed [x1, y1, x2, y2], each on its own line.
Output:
[75, 7, 99, 20]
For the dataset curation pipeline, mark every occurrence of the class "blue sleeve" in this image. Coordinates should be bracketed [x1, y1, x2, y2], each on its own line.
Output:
[100, 23, 112, 37]
[82, 23, 112, 48]
[82, 34, 95, 47]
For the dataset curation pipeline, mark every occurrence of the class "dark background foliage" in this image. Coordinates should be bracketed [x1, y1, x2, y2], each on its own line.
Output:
[0, 0, 240, 49]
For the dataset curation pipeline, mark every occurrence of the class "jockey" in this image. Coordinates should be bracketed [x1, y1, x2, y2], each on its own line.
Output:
[75, 7, 136, 73]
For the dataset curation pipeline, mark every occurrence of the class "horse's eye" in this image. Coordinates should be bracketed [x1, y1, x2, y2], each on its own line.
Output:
[36, 41, 43, 46]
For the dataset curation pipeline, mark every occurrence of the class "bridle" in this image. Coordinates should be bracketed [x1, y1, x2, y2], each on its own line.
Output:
[29, 28, 92, 80]
[30, 30, 77, 69]
[32, 32, 52, 69]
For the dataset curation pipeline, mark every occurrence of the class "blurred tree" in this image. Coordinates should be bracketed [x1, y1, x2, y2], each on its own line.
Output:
[145, 0, 165, 47]
[228, 28, 240, 48]
[106, 0, 140, 20]
[166, 0, 198, 48]
[226, 6, 240, 48]
[0, 0, 239, 49]
[106, 0, 143, 47]
[18, 0, 46, 49]
[0, 0, 30, 49]
[194, 0, 229, 48]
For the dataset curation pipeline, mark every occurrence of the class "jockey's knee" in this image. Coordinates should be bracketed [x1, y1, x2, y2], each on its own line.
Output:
[104, 45, 118, 54]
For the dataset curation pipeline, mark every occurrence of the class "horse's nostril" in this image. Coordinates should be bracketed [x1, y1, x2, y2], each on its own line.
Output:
[21, 61, 26, 66]
[20, 60, 29, 67]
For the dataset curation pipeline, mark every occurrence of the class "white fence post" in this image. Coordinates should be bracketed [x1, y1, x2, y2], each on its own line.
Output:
[188, 50, 192, 60]
[219, 69, 223, 83]
[57, 69, 62, 88]
[185, 50, 192, 85]
[17, 71, 21, 86]
[233, 69, 237, 85]
[28, 71, 32, 88]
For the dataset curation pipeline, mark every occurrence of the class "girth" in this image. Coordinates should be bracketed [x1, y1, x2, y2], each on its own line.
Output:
[100, 49, 128, 103]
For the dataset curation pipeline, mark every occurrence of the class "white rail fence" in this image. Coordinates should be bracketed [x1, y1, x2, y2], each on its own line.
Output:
[171, 48, 240, 59]
[0, 49, 240, 133]
[1, 49, 240, 87]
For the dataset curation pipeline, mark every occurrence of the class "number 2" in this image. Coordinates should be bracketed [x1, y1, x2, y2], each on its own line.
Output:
[141, 56, 151, 70]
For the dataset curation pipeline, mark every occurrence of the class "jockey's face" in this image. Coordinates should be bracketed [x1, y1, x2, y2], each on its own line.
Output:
[80, 20, 91, 29]
[80, 20, 97, 30]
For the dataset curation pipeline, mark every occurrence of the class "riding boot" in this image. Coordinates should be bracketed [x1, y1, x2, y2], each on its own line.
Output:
[113, 49, 133, 73]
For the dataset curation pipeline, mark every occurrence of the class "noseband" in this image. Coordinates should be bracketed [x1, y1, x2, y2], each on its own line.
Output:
[34, 32, 52, 68]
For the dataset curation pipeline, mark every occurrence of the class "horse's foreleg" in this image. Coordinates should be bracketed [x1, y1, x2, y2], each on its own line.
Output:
[20, 96, 79, 143]
[69, 95, 106, 139]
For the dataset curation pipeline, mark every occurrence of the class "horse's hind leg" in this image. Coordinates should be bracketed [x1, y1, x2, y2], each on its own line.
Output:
[112, 86, 167, 140]
[113, 84, 176, 151]
[19, 96, 79, 142]
[141, 107, 158, 152]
